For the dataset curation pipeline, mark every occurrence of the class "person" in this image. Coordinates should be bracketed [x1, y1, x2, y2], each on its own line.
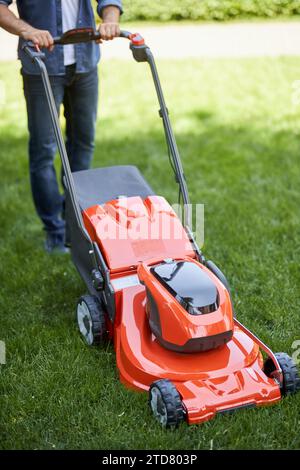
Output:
[0, 0, 123, 253]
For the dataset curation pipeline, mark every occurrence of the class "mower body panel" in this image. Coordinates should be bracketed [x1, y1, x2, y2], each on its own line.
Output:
[114, 284, 281, 424]
[70, 192, 281, 425]
[138, 259, 234, 353]
[82, 195, 195, 274]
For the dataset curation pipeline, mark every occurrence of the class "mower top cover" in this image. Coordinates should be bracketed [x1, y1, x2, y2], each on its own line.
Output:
[139, 258, 234, 353]
[151, 260, 219, 315]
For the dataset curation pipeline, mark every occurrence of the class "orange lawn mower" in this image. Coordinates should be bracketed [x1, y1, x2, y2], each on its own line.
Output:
[23, 29, 300, 427]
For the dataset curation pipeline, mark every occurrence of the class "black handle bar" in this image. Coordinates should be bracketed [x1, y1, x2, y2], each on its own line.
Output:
[23, 28, 144, 50]
[53, 28, 133, 44]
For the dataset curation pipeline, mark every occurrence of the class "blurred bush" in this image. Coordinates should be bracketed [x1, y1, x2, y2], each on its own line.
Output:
[122, 0, 300, 21]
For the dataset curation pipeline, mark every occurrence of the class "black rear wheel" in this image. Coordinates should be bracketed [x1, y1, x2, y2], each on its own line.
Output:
[264, 352, 300, 396]
[76, 295, 106, 346]
[149, 379, 185, 427]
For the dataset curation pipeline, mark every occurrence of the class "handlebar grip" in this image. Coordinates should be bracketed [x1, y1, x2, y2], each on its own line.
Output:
[53, 29, 134, 45]
[23, 29, 144, 49]
[21, 29, 147, 63]
[53, 28, 100, 45]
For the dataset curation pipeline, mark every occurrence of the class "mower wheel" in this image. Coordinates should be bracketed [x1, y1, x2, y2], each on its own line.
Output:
[149, 379, 185, 428]
[76, 295, 106, 346]
[264, 352, 300, 396]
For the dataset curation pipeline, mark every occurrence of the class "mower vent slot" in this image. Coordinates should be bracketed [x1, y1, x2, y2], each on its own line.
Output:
[218, 403, 256, 415]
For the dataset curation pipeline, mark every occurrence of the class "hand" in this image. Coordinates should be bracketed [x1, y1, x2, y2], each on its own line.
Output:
[21, 27, 54, 51]
[97, 22, 120, 42]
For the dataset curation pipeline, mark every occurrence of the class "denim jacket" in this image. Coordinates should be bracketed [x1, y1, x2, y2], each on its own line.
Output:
[0, 0, 123, 74]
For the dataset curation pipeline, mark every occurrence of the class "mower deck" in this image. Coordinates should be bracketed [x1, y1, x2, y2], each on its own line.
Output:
[81, 193, 282, 424]
[114, 284, 281, 424]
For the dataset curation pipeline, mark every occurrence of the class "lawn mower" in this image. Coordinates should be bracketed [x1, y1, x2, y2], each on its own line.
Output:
[23, 29, 300, 427]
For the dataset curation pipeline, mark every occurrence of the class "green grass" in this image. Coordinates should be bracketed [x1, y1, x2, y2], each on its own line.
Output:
[0, 55, 300, 450]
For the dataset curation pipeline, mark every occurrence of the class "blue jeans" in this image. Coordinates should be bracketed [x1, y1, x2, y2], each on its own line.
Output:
[22, 65, 99, 240]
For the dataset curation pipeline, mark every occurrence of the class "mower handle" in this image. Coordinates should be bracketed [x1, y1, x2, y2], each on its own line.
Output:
[22, 27, 192, 229]
[23, 28, 144, 50]
[53, 28, 136, 44]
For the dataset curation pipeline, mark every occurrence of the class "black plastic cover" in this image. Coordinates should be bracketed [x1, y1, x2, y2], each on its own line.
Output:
[71, 165, 155, 209]
[151, 260, 219, 315]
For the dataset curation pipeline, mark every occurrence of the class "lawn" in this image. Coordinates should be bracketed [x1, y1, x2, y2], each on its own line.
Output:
[0, 54, 300, 450]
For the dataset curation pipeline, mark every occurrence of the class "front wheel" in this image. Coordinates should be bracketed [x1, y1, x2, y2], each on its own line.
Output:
[264, 352, 300, 396]
[149, 379, 185, 428]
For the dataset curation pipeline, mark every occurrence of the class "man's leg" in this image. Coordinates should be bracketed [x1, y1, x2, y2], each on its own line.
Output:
[23, 72, 67, 251]
[63, 67, 99, 173]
